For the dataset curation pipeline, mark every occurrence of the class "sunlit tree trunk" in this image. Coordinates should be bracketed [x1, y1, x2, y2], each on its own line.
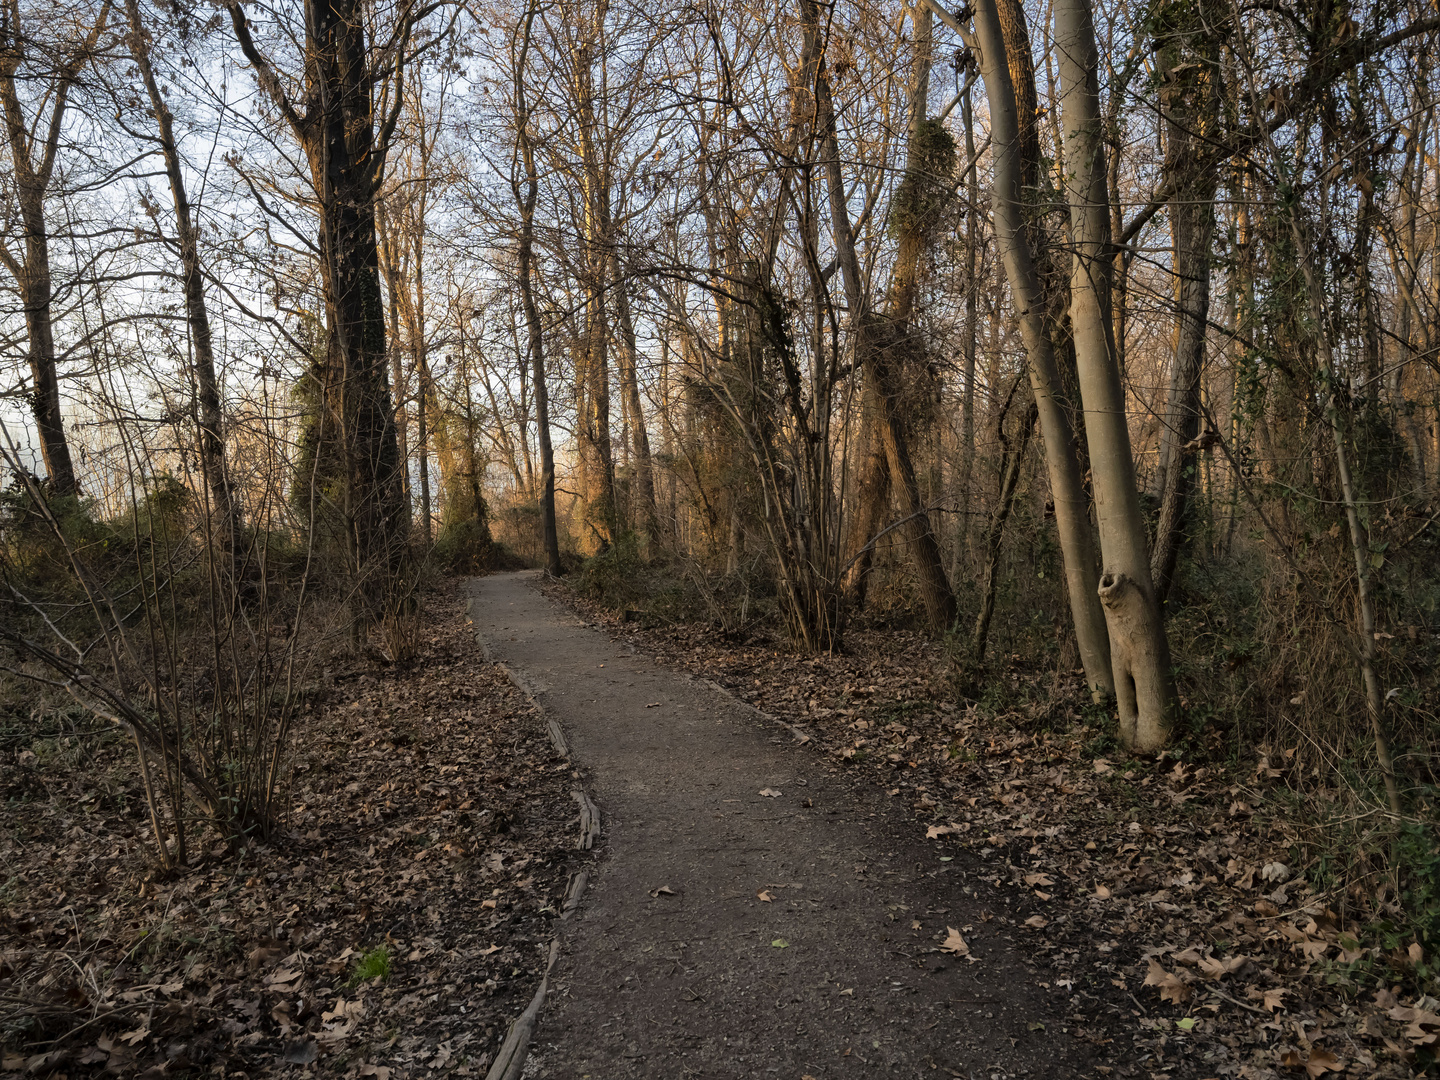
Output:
[570, 28, 618, 552]
[1055, 0, 1177, 750]
[824, 0, 955, 631]
[970, 0, 1113, 696]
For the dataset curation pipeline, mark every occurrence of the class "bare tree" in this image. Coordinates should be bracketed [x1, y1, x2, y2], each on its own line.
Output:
[0, 0, 112, 495]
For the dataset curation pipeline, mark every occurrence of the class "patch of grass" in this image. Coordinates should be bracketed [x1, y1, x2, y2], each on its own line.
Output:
[347, 946, 391, 986]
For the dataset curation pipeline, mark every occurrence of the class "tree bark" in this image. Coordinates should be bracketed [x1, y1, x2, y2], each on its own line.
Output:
[228, 0, 409, 623]
[1150, 4, 1220, 607]
[570, 29, 618, 552]
[611, 253, 658, 546]
[1055, 0, 1177, 750]
[0, 3, 108, 496]
[970, 378, 1035, 665]
[823, 0, 956, 631]
[514, 6, 560, 575]
[124, 0, 240, 563]
[970, 0, 1114, 696]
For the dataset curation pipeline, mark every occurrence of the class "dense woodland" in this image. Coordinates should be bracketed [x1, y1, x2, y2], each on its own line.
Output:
[1, 0, 1439, 1054]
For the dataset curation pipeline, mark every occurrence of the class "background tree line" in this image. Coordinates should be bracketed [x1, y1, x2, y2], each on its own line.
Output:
[0, 0, 1434, 886]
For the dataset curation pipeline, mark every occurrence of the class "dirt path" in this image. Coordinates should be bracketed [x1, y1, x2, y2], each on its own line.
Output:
[469, 572, 1114, 1079]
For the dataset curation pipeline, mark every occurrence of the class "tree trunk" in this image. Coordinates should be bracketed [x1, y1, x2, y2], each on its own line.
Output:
[611, 253, 658, 546]
[377, 207, 414, 528]
[956, 78, 980, 577]
[125, 0, 240, 563]
[971, 379, 1035, 665]
[514, 7, 561, 575]
[971, 0, 1114, 696]
[1288, 222, 1403, 814]
[821, 0, 955, 631]
[228, 0, 409, 625]
[1149, 11, 1219, 607]
[571, 33, 617, 552]
[1055, 0, 1177, 750]
[0, 4, 106, 496]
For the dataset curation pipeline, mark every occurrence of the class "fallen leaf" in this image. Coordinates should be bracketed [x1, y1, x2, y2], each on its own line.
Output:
[1263, 988, 1288, 1013]
[1281, 1047, 1342, 1077]
[939, 927, 972, 958]
[926, 824, 960, 839]
[757, 890, 773, 902]
[1023, 873, 1054, 887]
[1176, 1017, 1197, 1031]
[1197, 953, 1249, 980]
[1094, 884, 1111, 899]
[1388, 1005, 1440, 1045]
[1143, 958, 1192, 1004]
[650, 885, 676, 897]
[322, 999, 365, 1023]
[1023, 915, 1049, 929]
[771, 938, 789, 948]
[359, 1066, 392, 1080]
[758, 788, 783, 797]
[479, 944, 501, 956]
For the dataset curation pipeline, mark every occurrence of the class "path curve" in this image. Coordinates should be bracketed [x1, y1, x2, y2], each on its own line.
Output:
[470, 572, 1104, 1079]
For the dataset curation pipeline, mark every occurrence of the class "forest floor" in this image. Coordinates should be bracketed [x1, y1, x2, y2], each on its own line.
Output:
[2, 573, 1434, 1079]
[531, 572, 1436, 1080]
[1, 586, 587, 1078]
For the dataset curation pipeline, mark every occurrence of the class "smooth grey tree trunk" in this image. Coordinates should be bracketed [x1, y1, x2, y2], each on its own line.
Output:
[969, 0, 1114, 696]
[1054, 0, 1177, 750]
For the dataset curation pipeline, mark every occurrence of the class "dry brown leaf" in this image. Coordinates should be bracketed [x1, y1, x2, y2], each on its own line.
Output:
[1197, 953, 1249, 980]
[1387, 1005, 1440, 1045]
[1143, 958, 1192, 1004]
[1280, 1047, 1343, 1077]
[1261, 990, 1296, 1013]
[757, 890, 773, 902]
[1023, 914, 1049, 930]
[939, 927, 976, 961]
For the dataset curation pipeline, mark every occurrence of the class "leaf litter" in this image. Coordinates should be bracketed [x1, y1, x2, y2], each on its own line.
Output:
[556, 584, 1437, 1078]
[0, 585, 584, 1077]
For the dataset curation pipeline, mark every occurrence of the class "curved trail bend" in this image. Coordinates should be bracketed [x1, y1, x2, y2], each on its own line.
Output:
[470, 572, 1106, 1079]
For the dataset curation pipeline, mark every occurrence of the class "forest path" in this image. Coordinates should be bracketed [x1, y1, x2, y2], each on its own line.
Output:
[468, 572, 1104, 1079]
